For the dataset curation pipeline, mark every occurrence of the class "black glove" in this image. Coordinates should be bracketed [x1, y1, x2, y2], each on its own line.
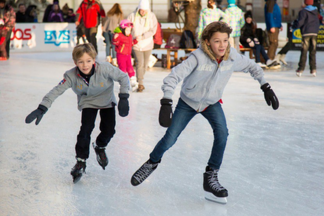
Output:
[261, 83, 279, 110]
[118, 93, 129, 117]
[159, 98, 173, 127]
[25, 105, 48, 125]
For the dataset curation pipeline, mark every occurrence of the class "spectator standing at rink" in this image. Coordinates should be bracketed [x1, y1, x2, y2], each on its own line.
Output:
[102, 3, 122, 66]
[130, 21, 279, 204]
[75, 0, 106, 53]
[240, 10, 280, 69]
[293, 0, 320, 77]
[64, 8, 75, 23]
[43, 0, 59, 22]
[197, 0, 226, 41]
[224, 0, 244, 52]
[25, 43, 130, 183]
[48, 2, 64, 22]
[127, 0, 157, 92]
[15, 3, 28, 23]
[0, 0, 15, 60]
[264, 0, 282, 64]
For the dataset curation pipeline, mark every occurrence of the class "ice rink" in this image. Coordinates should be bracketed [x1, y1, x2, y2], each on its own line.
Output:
[0, 50, 323, 216]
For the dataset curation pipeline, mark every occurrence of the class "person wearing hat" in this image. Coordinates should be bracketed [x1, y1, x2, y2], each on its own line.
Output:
[240, 10, 280, 69]
[292, 0, 320, 77]
[0, 0, 15, 60]
[224, 0, 245, 53]
[127, 0, 158, 92]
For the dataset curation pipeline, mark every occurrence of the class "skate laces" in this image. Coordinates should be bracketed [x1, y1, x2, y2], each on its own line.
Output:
[134, 162, 157, 182]
[207, 170, 225, 192]
[95, 147, 107, 161]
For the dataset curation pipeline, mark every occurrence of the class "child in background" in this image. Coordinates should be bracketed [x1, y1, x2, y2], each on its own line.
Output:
[130, 22, 279, 204]
[113, 19, 139, 91]
[25, 43, 130, 183]
[224, 0, 244, 52]
[0, 19, 7, 60]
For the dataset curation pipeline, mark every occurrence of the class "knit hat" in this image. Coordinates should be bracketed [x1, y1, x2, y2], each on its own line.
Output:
[227, 0, 236, 4]
[244, 10, 253, 20]
[138, 0, 150, 10]
[304, 0, 313, 5]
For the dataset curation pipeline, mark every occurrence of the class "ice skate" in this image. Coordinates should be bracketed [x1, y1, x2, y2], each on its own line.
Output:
[112, 58, 118, 67]
[70, 158, 86, 183]
[266, 59, 281, 69]
[203, 166, 228, 204]
[92, 142, 108, 170]
[131, 159, 159, 186]
[311, 70, 316, 77]
[130, 76, 139, 92]
[296, 69, 303, 77]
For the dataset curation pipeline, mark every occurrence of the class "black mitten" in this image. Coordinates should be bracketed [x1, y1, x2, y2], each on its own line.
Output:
[118, 93, 129, 117]
[159, 98, 173, 127]
[261, 83, 279, 110]
[25, 105, 48, 125]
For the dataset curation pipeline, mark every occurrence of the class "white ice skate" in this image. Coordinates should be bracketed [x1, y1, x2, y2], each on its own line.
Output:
[205, 191, 227, 204]
[130, 76, 139, 92]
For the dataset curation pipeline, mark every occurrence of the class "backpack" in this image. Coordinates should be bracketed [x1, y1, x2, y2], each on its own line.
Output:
[255, 28, 269, 48]
[165, 34, 181, 49]
[180, 30, 197, 49]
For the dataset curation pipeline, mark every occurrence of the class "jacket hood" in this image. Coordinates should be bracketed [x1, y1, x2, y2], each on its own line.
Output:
[200, 38, 231, 61]
[305, 5, 318, 12]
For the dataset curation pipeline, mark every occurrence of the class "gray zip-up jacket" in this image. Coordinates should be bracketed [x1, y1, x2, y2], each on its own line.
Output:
[162, 40, 267, 112]
[40, 62, 130, 111]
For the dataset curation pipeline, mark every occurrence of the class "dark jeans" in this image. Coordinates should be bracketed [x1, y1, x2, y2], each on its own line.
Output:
[267, 28, 279, 60]
[76, 107, 116, 159]
[252, 44, 269, 63]
[85, 26, 98, 53]
[103, 31, 116, 58]
[150, 98, 229, 170]
[278, 37, 292, 55]
[298, 35, 317, 71]
[5, 29, 12, 59]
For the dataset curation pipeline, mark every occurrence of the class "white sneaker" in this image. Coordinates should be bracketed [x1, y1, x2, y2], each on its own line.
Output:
[257, 62, 267, 68]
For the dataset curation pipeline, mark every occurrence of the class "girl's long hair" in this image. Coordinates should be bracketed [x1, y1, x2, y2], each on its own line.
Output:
[107, 3, 123, 20]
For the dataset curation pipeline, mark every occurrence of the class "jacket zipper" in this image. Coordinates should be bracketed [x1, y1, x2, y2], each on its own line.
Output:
[196, 62, 220, 112]
[120, 44, 125, 53]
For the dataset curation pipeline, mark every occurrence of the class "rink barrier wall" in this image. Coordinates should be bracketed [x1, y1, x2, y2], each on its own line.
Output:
[10, 23, 288, 53]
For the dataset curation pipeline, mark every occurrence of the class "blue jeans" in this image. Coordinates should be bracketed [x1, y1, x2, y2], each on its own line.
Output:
[103, 31, 116, 58]
[253, 44, 269, 63]
[150, 98, 229, 170]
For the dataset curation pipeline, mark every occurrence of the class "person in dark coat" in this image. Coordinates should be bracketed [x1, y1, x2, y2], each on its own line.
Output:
[15, 3, 28, 22]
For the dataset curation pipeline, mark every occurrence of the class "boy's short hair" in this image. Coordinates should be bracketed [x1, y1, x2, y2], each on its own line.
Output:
[72, 43, 97, 62]
[201, 21, 233, 41]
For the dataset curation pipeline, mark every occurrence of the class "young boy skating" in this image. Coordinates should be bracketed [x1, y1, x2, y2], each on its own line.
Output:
[25, 43, 130, 183]
[130, 22, 279, 204]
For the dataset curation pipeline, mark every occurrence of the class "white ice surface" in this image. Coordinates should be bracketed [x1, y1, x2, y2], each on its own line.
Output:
[0, 50, 323, 216]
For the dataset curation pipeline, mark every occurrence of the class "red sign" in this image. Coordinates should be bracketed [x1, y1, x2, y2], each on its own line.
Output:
[10, 28, 32, 40]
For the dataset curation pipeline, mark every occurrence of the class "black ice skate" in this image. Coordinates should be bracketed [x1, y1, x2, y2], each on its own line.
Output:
[92, 142, 108, 170]
[131, 159, 160, 186]
[70, 158, 86, 183]
[203, 166, 228, 204]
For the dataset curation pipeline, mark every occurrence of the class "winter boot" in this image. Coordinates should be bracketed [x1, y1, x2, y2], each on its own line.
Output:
[71, 158, 86, 183]
[112, 58, 118, 67]
[106, 56, 112, 63]
[131, 159, 160, 186]
[203, 166, 228, 204]
[130, 76, 139, 92]
[137, 84, 145, 92]
[92, 142, 108, 170]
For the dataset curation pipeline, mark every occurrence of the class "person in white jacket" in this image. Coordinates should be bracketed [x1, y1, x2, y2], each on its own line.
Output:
[127, 0, 157, 92]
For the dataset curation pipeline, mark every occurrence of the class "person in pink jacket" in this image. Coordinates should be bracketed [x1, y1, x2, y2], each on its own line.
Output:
[113, 19, 139, 91]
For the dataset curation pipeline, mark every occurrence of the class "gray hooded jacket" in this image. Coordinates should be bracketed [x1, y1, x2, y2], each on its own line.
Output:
[40, 62, 130, 111]
[162, 40, 267, 112]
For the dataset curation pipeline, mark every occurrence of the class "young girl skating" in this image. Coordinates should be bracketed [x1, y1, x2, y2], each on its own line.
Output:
[113, 19, 139, 91]
[25, 43, 130, 183]
[130, 22, 279, 204]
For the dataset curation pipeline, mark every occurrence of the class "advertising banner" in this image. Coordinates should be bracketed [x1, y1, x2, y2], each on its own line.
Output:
[11, 23, 104, 53]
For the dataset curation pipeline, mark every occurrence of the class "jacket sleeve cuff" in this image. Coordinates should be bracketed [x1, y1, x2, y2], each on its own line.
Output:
[163, 91, 173, 100]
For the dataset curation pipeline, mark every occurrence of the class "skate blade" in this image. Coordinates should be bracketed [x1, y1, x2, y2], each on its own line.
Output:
[205, 192, 227, 204]
[72, 173, 82, 183]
